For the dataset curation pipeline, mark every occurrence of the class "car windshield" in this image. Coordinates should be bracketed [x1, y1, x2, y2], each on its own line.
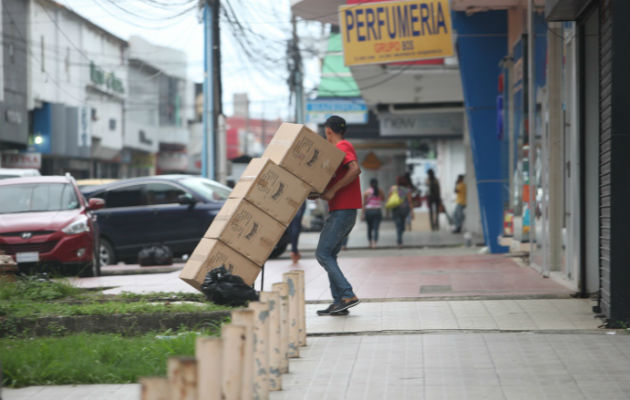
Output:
[0, 183, 80, 214]
[179, 177, 231, 202]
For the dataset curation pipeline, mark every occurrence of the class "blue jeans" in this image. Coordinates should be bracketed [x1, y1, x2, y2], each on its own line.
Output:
[288, 202, 306, 252]
[315, 209, 357, 302]
[453, 204, 466, 232]
[392, 206, 409, 245]
[365, 208, 382, 242]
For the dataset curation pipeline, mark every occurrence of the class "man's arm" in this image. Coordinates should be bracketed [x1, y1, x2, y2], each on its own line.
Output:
[321, 160, 361, 201]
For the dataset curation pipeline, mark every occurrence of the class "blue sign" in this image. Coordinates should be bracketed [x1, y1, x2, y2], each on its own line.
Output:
[306, 98, 368, 124]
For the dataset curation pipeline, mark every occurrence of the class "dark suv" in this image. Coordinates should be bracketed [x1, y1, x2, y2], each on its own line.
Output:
[82, 175, 289, 265]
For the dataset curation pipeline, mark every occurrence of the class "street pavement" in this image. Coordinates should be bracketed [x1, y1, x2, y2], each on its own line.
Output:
[4, 224, 630, 400]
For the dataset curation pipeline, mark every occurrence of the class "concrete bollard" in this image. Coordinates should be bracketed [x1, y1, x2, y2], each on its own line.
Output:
[272, 282, 290, 374]
[195, 337, 222, 400]
[283, 272, 300, 358]
[167, 357, 198, 400]
[221, 324, 246, 400]
[248, 301, 270, 400]
[140, 377, 170, 400]
[260, 291, 282, 391]
[230, 309, 255, 399]
[292, 269, 307, 346]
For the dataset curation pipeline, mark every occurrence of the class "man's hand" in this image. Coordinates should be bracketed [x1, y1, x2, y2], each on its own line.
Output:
[321, 189, 336, 201]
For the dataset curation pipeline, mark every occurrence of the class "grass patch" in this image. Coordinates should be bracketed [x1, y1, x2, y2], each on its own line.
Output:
[0, 327, 220, 388]
[1, 277, 231, 320]
[3, 298, 227, 319]
[0, 276, 82, 302]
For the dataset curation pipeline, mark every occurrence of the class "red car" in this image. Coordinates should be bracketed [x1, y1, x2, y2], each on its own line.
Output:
[0, 175, 105, 276]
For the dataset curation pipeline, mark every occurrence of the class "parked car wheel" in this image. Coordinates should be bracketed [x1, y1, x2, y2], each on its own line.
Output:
[99, 239, 116, 266]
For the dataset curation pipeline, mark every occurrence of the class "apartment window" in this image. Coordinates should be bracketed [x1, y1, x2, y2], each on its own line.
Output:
[40, 36, 45, 72]
[109, 118, 116, 131]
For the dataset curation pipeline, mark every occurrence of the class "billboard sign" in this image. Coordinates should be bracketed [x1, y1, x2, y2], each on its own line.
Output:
[339, 0, 454, 66]
[1, 152, 42, 169]
[306, 98, 368, 124]
[379, 111, 463, 137]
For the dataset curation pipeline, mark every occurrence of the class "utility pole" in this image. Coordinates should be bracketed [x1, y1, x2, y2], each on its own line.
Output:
[289, 14, 304, 124]
[202, 0, 215, 179]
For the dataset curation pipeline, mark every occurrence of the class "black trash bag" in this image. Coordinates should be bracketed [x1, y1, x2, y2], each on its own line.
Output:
[138, 244, 173, 266]
[201, 265, 258, 306]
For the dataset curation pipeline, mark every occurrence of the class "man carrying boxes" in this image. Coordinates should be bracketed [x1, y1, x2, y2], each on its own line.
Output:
[180, 121, 346, 294]
[312, 116, 362, 316]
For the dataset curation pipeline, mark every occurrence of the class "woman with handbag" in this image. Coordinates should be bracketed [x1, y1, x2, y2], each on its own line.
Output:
[362, 178, 385, 249]
[387, 175, 414, 248]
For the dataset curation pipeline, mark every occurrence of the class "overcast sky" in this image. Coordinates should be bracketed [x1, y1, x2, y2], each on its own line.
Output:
[58, 0, 324, 120]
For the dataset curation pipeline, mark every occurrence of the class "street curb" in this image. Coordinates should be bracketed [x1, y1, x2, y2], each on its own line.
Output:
[306, 328, 630, 337]
[304, 293, 576, 304]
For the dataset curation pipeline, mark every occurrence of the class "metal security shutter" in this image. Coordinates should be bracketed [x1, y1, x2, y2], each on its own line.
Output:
[598, 0, 630, 325]
[598, 0, 613, 318]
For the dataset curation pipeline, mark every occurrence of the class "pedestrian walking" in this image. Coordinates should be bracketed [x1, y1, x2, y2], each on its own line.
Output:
[452, 174, 466, 233]
[362, 178, 385, 248]
[426, 169, 441, 231]
[388, 175, 414, 248]
[288, 202, 306, 264]
[313, 115, 362, 316]
[404, 172, 417, 231]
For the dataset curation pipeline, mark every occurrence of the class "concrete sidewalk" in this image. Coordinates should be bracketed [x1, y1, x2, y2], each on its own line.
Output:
[4, 297, 628, 400]
[85, 248, 572, 301]
[297, 219, 485, 251]
[8, 243, 628, 400]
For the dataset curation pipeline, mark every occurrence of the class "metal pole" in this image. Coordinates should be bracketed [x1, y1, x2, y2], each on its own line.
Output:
[291, 14, 304, 124]
[202, 1, 215, 179]
[527, 0, 538, 272]
[547, 22, 563, 275]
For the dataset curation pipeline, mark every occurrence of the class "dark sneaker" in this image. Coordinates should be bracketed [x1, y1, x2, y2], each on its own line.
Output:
[317, 303, 350, 316]
[329, 296, 360, 313]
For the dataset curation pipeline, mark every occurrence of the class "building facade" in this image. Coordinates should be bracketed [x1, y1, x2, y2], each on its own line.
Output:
[0, 0, 32, 164]
[452, 0, 628, 325]
[28, 0, 128, 178]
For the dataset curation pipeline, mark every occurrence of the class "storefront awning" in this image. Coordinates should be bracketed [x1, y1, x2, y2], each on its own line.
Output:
[545, 0, 593, 21]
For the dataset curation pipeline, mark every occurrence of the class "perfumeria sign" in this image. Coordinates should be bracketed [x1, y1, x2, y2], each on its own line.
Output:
[339, 0, 454, 66]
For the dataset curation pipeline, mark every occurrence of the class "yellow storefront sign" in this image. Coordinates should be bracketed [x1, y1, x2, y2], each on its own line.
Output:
[339, 0, 454, 66]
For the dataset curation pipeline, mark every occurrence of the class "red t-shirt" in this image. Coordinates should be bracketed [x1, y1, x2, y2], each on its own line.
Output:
[326, 140, 362, 211]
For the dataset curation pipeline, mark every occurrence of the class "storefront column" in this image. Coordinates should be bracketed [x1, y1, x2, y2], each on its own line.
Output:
[547, 22, 564, 272]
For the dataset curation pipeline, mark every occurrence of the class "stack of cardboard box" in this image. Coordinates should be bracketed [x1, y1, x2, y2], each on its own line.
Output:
[180, 123, 344, 291]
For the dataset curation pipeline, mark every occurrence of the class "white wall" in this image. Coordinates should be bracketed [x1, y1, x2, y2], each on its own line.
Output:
[29, 0, 128, 155]
[436, 139, 465, 213]
[355, 145, 407, 194]
[125, 63, 159, 152]
[86, 92, 123, 150]
[29, 1, 85, 108]
[128, 36, 187, 80]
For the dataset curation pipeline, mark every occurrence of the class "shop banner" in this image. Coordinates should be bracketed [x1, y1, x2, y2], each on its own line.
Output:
[379, 111, 462, 136]
[1, 152, 41, 169]
[306, 99, 368, 124]
[339, 0, 454, 66]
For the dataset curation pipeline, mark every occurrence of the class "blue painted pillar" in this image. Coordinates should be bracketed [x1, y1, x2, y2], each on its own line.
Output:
[452, 11, 509, 253]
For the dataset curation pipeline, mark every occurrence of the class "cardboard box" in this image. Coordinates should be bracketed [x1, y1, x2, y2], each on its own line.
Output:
[179, 238, 261, 290]
[230, 158, 311, 226]
[262, 123, 345, 193]
[204, 197, 285, 265]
